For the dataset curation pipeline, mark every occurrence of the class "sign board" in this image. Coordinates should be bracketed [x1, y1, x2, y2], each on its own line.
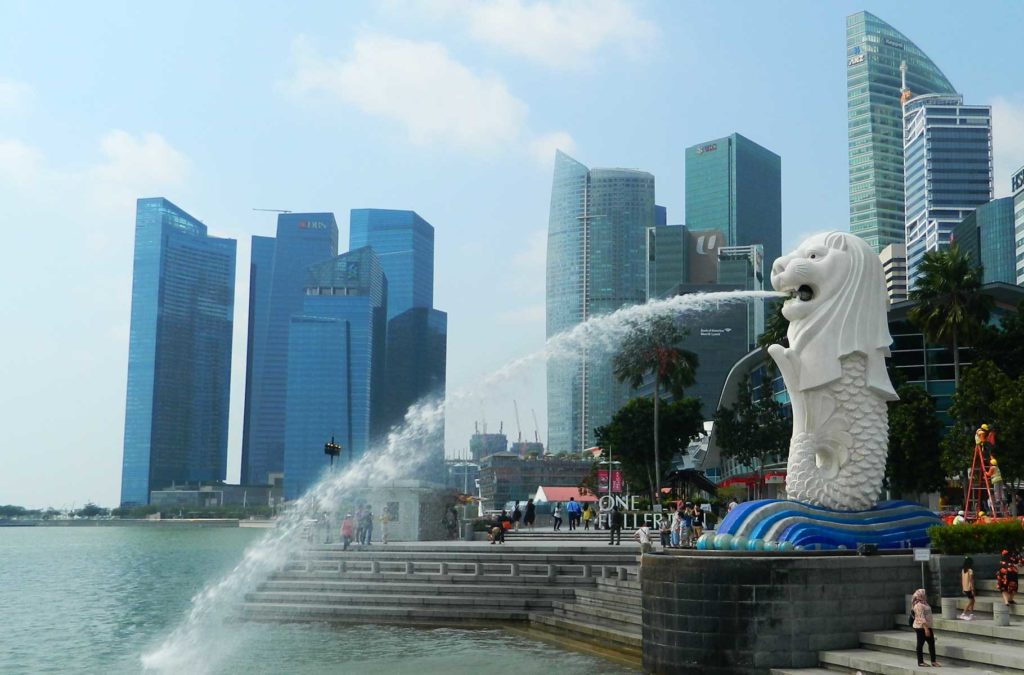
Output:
[1012, 166, 1024, 196]
[847, 53, 865, 66]
[597, 469, 623, 493]
[913, 548, 931, 562]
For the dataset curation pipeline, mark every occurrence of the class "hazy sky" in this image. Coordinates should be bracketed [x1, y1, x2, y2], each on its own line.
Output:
[2, 1, 1023, 509]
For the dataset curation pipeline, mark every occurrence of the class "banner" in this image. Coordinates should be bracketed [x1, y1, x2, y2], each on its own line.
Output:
[597, 469, 623, 493]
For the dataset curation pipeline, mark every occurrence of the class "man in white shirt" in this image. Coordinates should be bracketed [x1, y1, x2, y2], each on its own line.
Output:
[634, 523, 653, 554]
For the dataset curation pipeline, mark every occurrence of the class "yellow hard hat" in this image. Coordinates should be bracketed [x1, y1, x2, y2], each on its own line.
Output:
[981, 424, 990, 430]
[979, 511, 986, 516]
[991, 458, 998, 466]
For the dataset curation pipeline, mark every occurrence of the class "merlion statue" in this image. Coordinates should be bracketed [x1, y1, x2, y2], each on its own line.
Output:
[768, 231, 898, 512]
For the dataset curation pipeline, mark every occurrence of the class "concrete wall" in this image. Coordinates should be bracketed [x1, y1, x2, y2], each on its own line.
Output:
[641, 551, 922, 674]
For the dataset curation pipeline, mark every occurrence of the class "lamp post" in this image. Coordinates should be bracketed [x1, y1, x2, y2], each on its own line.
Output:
[324, 436, 342, 468]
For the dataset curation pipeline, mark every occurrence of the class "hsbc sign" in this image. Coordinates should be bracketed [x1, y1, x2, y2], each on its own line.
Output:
[695, 143, 717, 155]
[1012, 167, 1024, 196]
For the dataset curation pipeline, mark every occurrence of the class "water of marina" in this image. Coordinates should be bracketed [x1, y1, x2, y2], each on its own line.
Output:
[0, 527, 636, 674]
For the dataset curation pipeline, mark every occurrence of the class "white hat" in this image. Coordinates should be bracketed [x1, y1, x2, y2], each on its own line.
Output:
[957, 510, 965, 516]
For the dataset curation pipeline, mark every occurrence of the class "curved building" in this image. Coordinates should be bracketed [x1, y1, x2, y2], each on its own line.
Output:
[546, 151, 654, 452]
[847, 11, 956, 252]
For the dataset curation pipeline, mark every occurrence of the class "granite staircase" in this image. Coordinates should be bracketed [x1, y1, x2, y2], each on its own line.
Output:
[772, 579, 1024, 674]
[241, 543, 640, 631]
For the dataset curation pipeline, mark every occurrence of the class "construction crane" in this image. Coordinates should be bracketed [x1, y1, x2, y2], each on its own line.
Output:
[531, 409, 541, 444]
[513, 400, 523, 442]
[252, 208, 292, 213]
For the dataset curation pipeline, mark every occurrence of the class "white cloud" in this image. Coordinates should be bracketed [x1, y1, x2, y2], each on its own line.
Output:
[0, 131, 189, 215]
[85, 130, 189, 213]
[0, 78, 32, 111]
[286, 34, 573, 161]
[387, 0, 658, 70]
[992, 96, 1024, 198]
[528, 130, 575, 165]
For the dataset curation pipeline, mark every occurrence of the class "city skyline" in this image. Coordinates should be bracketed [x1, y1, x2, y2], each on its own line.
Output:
[3, 2, 1024, 508]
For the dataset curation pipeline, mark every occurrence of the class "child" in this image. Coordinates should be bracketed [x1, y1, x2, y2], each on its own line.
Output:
[633, 522, 653, 554]
[960, 556, 975, 620]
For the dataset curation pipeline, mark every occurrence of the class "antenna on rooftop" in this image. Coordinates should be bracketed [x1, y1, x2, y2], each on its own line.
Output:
[253, 208, 292, 213]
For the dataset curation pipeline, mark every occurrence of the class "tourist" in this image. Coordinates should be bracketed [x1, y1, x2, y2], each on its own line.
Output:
[361, 506, 374, 545]
[911, 588, 940, 668]
[728, 498, 739, 512]
[552, 503, 563, 531]
[512, 501, 522, 531]
[493, 510, 511, 544]
[354, 505, 366, 544]
[340, 513, 355, 551]
[691, 504, 704, 543]
[633, 522, 653, 554]
[566, 497, 582, 530]
[524, 498, 536, 531]
[380, 508, 390, 545]
[582, 503, 593, 530]
[671, 507, 684, 548]
[952, 510, 966, 525]
[608, 506, 624, 545]
[996, 549, 1019, 605]
[659, 514, 672, 548]
[960, 556, 976, 620]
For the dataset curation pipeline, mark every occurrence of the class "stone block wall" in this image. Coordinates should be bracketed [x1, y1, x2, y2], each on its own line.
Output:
[641, 551, 921, 674]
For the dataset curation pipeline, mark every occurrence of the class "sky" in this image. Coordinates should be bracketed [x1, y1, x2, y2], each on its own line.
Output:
[2, 1, 1023, 509]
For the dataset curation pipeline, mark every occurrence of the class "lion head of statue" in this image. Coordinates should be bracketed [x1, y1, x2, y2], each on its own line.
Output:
[770, 231, 897, 399]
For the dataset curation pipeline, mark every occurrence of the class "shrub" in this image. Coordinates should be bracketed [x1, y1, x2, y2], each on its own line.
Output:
[928, 520, 1024, 555]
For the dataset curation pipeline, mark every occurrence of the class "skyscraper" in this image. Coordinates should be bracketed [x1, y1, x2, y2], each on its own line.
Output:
[1013, 166, 1024, 285]
[283, 247, 388, 499]
[241, 213, 338, 486]
[546, 150, 654, 452]
[846, 11, 957, 251]
[903, 94, 992, 283]
[953, 198, 1016, 285]
[121, 198, 236, 506]
[684, 133, 781, 267]
[349, 209, 447, 476]
[879, 244, 908, 303]
[646, 224, 690, 300]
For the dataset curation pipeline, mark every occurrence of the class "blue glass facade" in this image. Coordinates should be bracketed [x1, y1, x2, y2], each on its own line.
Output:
[121, 198, 236, 506]
[954, 198, 1016, 285]
[241, 213, 338, 486]
[903, 94, 992, 284]
[684, 133, 781, 267]
[283, 248, 387, 499]
[847, 11, 957, 252]
[349, 209, 434, 321]
[546, 151, 654, 452]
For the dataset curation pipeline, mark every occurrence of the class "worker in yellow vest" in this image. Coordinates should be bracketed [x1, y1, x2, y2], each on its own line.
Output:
[987, 458, 1005, 515]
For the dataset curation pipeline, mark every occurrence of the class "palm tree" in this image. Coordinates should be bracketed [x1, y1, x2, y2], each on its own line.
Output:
[612, 315, 698, 499]
[909, 243, 993, 387]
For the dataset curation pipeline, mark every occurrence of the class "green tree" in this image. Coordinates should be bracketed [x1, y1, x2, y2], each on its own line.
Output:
[885, 383, 944, 496]
[712, 376, 791, 499]
[975, 300, 1024, 380]
[612, 315, 698, 496]
[941, 360, 1009, 480]
[908, 244, 992, 387]
[75, 502, 107, 518]
[594, 396, 704, 501]
[989, 374, 1024, 488]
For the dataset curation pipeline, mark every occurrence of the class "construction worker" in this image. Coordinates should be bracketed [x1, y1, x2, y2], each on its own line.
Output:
[987, 458, 1005, 516]
[975, 424, 991, 448]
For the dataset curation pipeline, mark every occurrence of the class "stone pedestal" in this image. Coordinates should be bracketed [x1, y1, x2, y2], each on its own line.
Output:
[642, 551, 922, 674]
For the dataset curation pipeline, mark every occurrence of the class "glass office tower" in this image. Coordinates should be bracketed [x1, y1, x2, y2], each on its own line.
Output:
[646, 224, 690, 300]
[350, 209, 434, 321]
[953, 198, 1016, 285]
[120, 198, 236, 506]
[348, 209, 447, 474]
[846, 11, 956, 251]
[283, 247, 387, 499]
[1013, 166, 1024, 285]
[903, 94, 992, 283]
[546, 150, 654, 452]
[241, 213, 338, 486]
[684, 133, 781, 268]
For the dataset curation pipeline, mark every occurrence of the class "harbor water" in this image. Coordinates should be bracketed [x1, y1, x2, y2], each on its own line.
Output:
[0, 526, 636, 674]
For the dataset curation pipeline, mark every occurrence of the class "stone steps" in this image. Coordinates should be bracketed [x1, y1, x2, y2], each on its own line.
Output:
[574, 590, 642, 610]
[857, 629, 1024, 671]
[243, 601, 530, 624]
[528, 610, 642, 655]
[921, 615, 1024, 642]
[270, 571, 600, 586]
[552, 600, 642, 626]
[953, 597, 1024, 617]
[299, 548, 638, 562]
[247, 590, 557, 610]
[259, 579, 576, 598]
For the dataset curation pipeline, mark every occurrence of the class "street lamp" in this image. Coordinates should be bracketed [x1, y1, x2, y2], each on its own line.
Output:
[324, 436, 342, 468]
